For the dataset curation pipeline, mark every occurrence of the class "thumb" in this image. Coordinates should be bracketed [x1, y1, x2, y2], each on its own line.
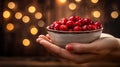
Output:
[65, 43, 95, 53]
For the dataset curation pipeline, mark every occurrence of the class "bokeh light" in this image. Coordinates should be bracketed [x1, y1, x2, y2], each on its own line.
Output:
[15, 12, 22, 19]
[92, 10, 101, 18]
[56, 0, 67, 5]
[35, 12, 43, 19]
[6, 23, 14, 31]
[8, 2, 16, 9]
[22, 39, 30, 47]
[22, 16, 30, 23]
[69, 3, 77, 10]
[28, 6, 36, 13]
[111, 11, 119, 19]
[30, 27, 38, 35]
[3, 10, 11, 19]
[91, 0, 99, 4]
[75, 0, 81, 3]
[38, 20, 45, 27]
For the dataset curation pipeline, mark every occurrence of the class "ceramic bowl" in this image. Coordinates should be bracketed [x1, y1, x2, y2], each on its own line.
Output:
[47, 26, 103, 47]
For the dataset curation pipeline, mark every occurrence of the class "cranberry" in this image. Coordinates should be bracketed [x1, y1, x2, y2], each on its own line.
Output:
[68, 16, 76, 22]
[88, 25, 97, 30]
[59, 25, 68, 31]
[73, 26, 82, 31]
[75, 16, 81, 21]
[94, 22, 102, 29]
[66, 20, 74, 28]
[82, 25, 88, 31]
[75, 21, 82, 26]
[54, 23, 61, 30]
[60, 18, 68, 24]
[78, 18, 85, 26]
[53, 21, 58, 24]
[83, 18, 91, 25]
[49, 24, 54, 29]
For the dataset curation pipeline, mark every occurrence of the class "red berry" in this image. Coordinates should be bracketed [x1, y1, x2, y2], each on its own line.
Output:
[66, 20, 74, 28]
[60, 18, 68, 25]
[49, 24, 54, 29]
[82, 25, 88, 31]
[75, 16, 81, 21]
[94, 22, 102, 29]
[54, 23, 61, 30]
[69, 16, 76, 22]
[53, 21, 58, 24]
[83, 18, 91, 25]
[59, 25, 68, 31]
[88, 25, 97, 30]
[75, 21, 82, 26]
[73, 26, 82, 31]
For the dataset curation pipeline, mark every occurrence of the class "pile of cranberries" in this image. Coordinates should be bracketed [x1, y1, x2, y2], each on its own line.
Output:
[49, 16, 102, 31]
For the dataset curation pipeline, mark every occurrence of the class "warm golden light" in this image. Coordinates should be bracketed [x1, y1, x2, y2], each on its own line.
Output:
[58, 0, 67, 4]
[75, 0, 81, 3]
[6, 23, 14, 31]
[3, 10, 11, 19]
[28, 6, 36, 13]
[93, 11, 101, 18]
[15, 12, 22, 19]
[56, 0, 67, 5]
[111, 11, 119, 19]
[38, 20, 45, 27]
[30, 27, 38, 35]
[91, 0, 99, 3]
[69, 3, 77, 10]
[22, 16, 30, 23]
[22, 39, 30, 47]
[8, 2, 16, 9]
[35, 12, 42, 19]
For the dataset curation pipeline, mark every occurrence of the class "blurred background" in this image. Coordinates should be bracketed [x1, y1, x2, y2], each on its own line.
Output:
[0, 0, 120, 67]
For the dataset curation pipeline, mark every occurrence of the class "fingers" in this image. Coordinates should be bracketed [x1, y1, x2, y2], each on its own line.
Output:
[65, 43, 95, 53]
[36, 37, 80, 61]
[37, 35, 52, 42]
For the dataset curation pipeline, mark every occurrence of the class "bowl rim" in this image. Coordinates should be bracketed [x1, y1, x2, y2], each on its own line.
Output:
[46, 26, 103, 34]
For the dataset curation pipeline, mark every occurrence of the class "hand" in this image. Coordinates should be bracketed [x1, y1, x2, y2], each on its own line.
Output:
[36, 33, 120, 63]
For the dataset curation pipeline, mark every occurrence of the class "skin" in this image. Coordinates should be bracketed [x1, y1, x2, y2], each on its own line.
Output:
[36, 33, 120, 63]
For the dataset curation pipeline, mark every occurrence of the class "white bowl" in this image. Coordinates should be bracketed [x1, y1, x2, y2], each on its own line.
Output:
[47, 26, 103, 47]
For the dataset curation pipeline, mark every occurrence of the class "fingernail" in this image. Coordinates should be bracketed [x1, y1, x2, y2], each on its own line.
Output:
[65, 45, 73, 51]
[36, 39, 39, 42]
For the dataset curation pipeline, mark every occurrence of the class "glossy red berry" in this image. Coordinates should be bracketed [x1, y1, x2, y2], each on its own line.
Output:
[54, 23, 61, 30]
[49, 24, 54, 29]
[66, 20, 74, 28]
[94, 22, 102, 29]
[88, 25, 97, 30]
[69, 16, 76, 22]
[83, 18, 91, 25]
[75, 16, 81, 21]
[82, 25, 88, 31]
[59, 25, 68, 31]
[60, 18, 68, 25]
[73, 26, 82, 31]
[75, 21, 82, 26]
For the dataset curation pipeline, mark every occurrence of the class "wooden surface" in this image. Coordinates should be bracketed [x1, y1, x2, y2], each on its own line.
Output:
[0, 57, 120, 67]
